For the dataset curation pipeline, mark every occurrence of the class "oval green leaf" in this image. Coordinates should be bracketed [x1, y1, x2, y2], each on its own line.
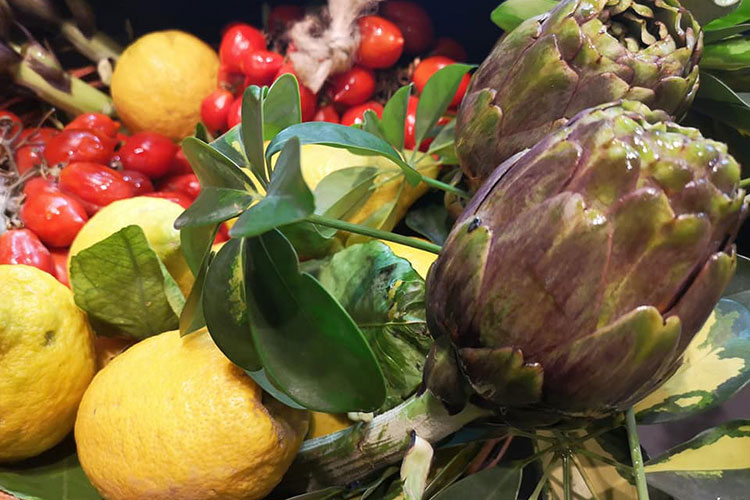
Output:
[490, 0, 557, 31]
[174, 187, 255, 230]
[432, 464, 522, 500]
[263, 73, 302, 140]
[381, 84, 412, 150]
[181, 136, 254, 191]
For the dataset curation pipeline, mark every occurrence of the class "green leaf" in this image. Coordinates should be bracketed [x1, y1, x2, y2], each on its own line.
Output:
[230, 136, 314, 238]
[426, 118, 457, 158]
[405, 199, 454, 245]
[303, 242, 433, 412]
[704, 24, 750, 43]
[645, 420, 750, 499]
[210, 126, 248, 168]
[70, 225, 184, 340]
[432, 465, 522, 500]
[179, 247, 209, 336]
[0, 437, 100, 500]
[246, 368, 307, 410]
[194, 121, 212, 142]
[181, 136, 254, 191]
[401, 433, 433, 500]
[414, 63, 473, 150]
[635, 297, 750, 423]
[203, 238, 261, 371]
[279, 221, 341, 260]
[313, 166, 378, 219]
[705, 0, 750, 30]
[180, 223, 217, 277]
[265, 122, 421, 186]
[244, 230, 386, 412]
[361, 109, 385, 140]
[684, 0, 745, 27]
[490, 0, 557, 32]
[423, 443, 483, 499]
[283, 486, 345, 500]
[381, 84, 412, 150]
[240, 85, 269, 186]
[263, 73, 302, 140]
[692, 99, 750, 131]
[174, 187, 254, 229]
[703, 37, 750, 71]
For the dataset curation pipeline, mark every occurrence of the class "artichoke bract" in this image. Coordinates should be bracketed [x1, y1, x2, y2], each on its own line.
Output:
[456, 0, 702, 189]
[425, 101, 746, 425]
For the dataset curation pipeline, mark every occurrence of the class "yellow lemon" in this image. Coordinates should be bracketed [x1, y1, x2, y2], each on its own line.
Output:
[68, 197, 193, 297]
[75, 329, 309, 500]
[382, 240, 438, 279]
[0, 265, 95, 462]
[307, 412, 353, 439]
[111, 30, 219, 140]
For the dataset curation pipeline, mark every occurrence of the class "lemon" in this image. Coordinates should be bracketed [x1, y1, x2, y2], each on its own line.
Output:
[75, 329, 309, 500]
[382, 240, 438, 279]
[307, 412, 353, 439]
[111, 30, 219, 140]
[0, 265, 95, 462]
[68, 197, 193, 297]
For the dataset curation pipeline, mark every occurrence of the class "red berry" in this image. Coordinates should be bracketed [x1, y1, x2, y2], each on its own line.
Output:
[241, 50, 284, 86]
[330, 66, 376, 106]
[267, 5, 304, 32]
[381, 1, 435, 55]
[121, 169, 154, 195]
[50, 250, 69, 286]
[145, 191, 193, 209]
[20, 192, 88, 247]
[0, 229, 54, 274]
[23, 176, 59, 197]
[119, 132, 177, 179]
[313, 105, 340, 123]
[341, 101, 384, 127]
[214, 223, 230, 244]
[169, 149, 193, 175]
[356, 16, 404, 69]
[218, 64, 246, 95]
[413, 56, 470, 107]
[227, 97, 243, 129]
[0, 110, 22, 136]
[44, 129, 118, 166]
[431, 37, 468, 62]
[201, 89, 234, 134]
[59, 162, 135, 214]
[14, 127, 59, 174]
[219, 24, 266, 73]
[64, 113, 120, 138]
[275, 64, 317, 121]
[159, 173, 201, 200]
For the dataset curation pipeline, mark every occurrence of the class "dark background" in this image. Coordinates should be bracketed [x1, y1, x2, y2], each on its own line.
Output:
[87, 0, 748, 455]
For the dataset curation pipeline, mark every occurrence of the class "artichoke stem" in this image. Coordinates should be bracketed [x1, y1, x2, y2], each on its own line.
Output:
[59, 22, 123, 63]
[280, 390, 490, 494]
[626, 407, 650, 500]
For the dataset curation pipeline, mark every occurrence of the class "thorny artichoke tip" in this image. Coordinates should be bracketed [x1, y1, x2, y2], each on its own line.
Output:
[425, 101, 747, 426]
[456, 0, 703, 189]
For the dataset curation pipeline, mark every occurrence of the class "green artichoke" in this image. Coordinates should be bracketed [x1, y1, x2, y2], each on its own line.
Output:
[456, 0, 703, 189]
[425, 101, 747, 425]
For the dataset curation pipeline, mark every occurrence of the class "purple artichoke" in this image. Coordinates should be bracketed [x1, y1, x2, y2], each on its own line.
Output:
[425, 101, 747, 424]
[456, 0, 703, 189]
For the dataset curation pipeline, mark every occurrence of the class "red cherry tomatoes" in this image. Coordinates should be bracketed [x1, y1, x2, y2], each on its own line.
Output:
[431, 37, 468, 62]
[341, 101, 384, 126]
[44, 129, 117, 166]
[219, 24, 267, 73]
[145, 191, 193, 209]
[241, 50, 284, 86]
[159, 174, 201, 200]
[64, 113, 120, 138]
[413, 56, 470, 107]
[51, 250, 69, 286]
[330, 66, 376, 106]
[275, 64, 317, 121]
[381, 1, 435, 55]
[218, 64, 246, 95]
[14, 127, 59, 174]
[227, 97, 243, 129]
[121, 170, 154, 195]
[23, 176, 59, 197]
[169, 149, 193, 175]
[201, 89, 234, 134]
[356, 16, 404, 69]
[119, 132, 177, 179]
[59, 162, 135, 214]
[0, 229, 54, 274]
[313, 105, 340, 123]
[20, 192, 88, 247]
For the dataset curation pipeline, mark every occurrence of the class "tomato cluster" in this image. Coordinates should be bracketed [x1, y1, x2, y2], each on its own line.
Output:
[0, 112, 223, 285]
[201, 1, 469, 138]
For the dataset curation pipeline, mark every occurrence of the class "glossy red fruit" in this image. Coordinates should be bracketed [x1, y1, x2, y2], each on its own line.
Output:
[201, 89, 234, 134]
[14, 127, 59, 174]
[44, 129, 118, 166]
[20, 192, 88, 247]
[23, 176, 59, 197]
[169, 149, 193, 175]
[381, 1, 435, 55]
[267, 5, 304, 32]
[50, 250, 69, 286]
[121, 169, 154, 195]
[341, 101, 384, 126]
[431, 37, 468, 62]
[0, 110, 22, 136]
[0, 229, 54, 274]
[275, 64, 317, 121]
[313, 105, 340, 123]
[218, 64, 246, 95]
[227, 97, 243, 129]
[59, 162, 135, 214]
[241, 50, 284, 86]
[413, 56, 470, 107]
[119, 132, 177, 179]
[159, 173, 200, 200]
[214, 223, 230, 244]
[65, 113, 120, 138]
[219, 24, 267, 73]
[330, 66, 376, 106]
[145, 191, 193, 209]
[356, 16, 404, 69]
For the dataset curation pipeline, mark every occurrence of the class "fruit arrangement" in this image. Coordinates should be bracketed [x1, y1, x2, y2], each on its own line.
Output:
[2, 1, 750, 500]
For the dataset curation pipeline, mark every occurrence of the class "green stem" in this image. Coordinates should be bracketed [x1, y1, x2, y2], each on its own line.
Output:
[420, 175, 470, 199]
[59, 22, 123, 62]
[626, 407, 650, 500]
[528, 454, 559, 500]
[305, 214, 443, 254]
[741, 178, 750, 189]
[509, 429, 557, 443]
[573, 447, 633, 474]
[563, 452, 572, 500]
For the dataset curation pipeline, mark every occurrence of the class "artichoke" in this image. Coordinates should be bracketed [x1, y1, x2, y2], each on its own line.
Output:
[425, 101, 747, 425]
[456, 0, 703, 189]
